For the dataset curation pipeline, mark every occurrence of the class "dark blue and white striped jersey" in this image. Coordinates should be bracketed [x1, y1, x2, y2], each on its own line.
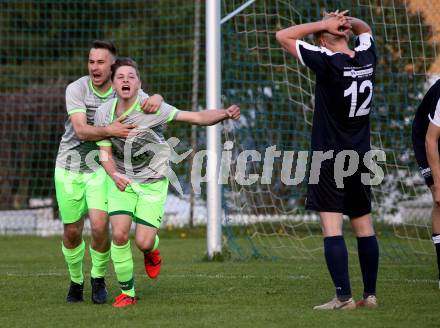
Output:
[296, 33, 377, 154]
[412, 79, 440, 140]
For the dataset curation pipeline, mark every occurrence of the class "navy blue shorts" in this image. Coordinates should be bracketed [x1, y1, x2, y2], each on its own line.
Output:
[305, 160, 371, 218]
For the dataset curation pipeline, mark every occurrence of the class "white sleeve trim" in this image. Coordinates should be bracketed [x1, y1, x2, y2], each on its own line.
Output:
[355, 33, 373, 52]
[428, 114, 440, 127]
[295, 40, 335, 67]
[433, 234, 440, 244]
[428, 98, 440, 127]
[295, 40, 306, 66]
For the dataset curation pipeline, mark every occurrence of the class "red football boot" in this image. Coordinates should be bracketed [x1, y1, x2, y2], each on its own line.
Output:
[112, 293, 137, 308]
[144, 249, 162, 279]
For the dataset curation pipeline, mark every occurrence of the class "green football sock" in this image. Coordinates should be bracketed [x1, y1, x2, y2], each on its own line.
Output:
[111, 241, 135, 297]
[149, 235, 160, 252]
[90, 247, 110, 279]
[61, 240, 85, 284]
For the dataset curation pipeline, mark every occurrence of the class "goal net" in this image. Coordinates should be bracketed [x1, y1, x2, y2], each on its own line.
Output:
[221, 0, 438, 259]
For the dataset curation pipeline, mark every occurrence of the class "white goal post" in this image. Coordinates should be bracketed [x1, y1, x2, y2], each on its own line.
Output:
[206, 0, 256, 259]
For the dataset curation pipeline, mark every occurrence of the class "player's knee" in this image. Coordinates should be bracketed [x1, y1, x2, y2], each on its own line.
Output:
[353, 224, 375, 237]
[63, 224, 82, 243]
[322, 228, 343, 237]
[112, 230, 129, 245]
[355, 231, 375, 238]
[432, 205, 440, 219]
[90, 219, 108, 238]
[135, 235, 155, 252]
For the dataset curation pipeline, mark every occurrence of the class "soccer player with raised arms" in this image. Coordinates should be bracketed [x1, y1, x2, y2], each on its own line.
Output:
[412, 80, 440, 289]
[94, 57, 240, 307]
[55, 40, 164, 304]
[276, 11, 379, 309]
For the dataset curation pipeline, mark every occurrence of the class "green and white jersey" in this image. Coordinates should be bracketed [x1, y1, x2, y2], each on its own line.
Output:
[94, 98, 178, 183]
[56, 76, 149, 173]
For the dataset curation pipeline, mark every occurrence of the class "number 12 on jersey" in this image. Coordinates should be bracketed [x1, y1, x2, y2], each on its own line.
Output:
[344, 80, 373, 117]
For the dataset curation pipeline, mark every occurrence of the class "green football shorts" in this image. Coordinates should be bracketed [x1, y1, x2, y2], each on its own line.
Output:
[107, 177, 169, 229]
[55, 166, 108, 224]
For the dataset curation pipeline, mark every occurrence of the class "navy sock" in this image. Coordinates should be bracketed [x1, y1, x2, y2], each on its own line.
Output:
[324, 236, 351, 300]
[357, 235, 379, 298]
[431, 234, 440, 280]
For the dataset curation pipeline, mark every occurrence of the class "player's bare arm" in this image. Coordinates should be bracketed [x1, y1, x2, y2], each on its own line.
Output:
[141, 94, 164, 114]
[426, 122, 440, 205]
[99, 146, 131, 191]
[275, 15, 349, 59]
[346, 17, 372, 35]
[70, 112, 137, 140]
[174, 105, 240, 125]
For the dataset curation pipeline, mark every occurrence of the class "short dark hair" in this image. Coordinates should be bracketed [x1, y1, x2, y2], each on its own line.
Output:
[111, 57, 140, 81]
[90, 40, 117, 57]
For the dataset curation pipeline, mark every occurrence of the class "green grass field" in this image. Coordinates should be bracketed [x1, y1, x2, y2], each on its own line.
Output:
[0, 234, 437, 328]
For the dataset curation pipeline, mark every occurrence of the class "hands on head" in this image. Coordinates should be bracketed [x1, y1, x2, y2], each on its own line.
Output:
[322, 9, 352, 37]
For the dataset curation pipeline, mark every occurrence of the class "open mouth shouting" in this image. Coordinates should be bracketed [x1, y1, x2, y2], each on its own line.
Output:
[92, 72, 104, 84]
[121, 85, 131, 95]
